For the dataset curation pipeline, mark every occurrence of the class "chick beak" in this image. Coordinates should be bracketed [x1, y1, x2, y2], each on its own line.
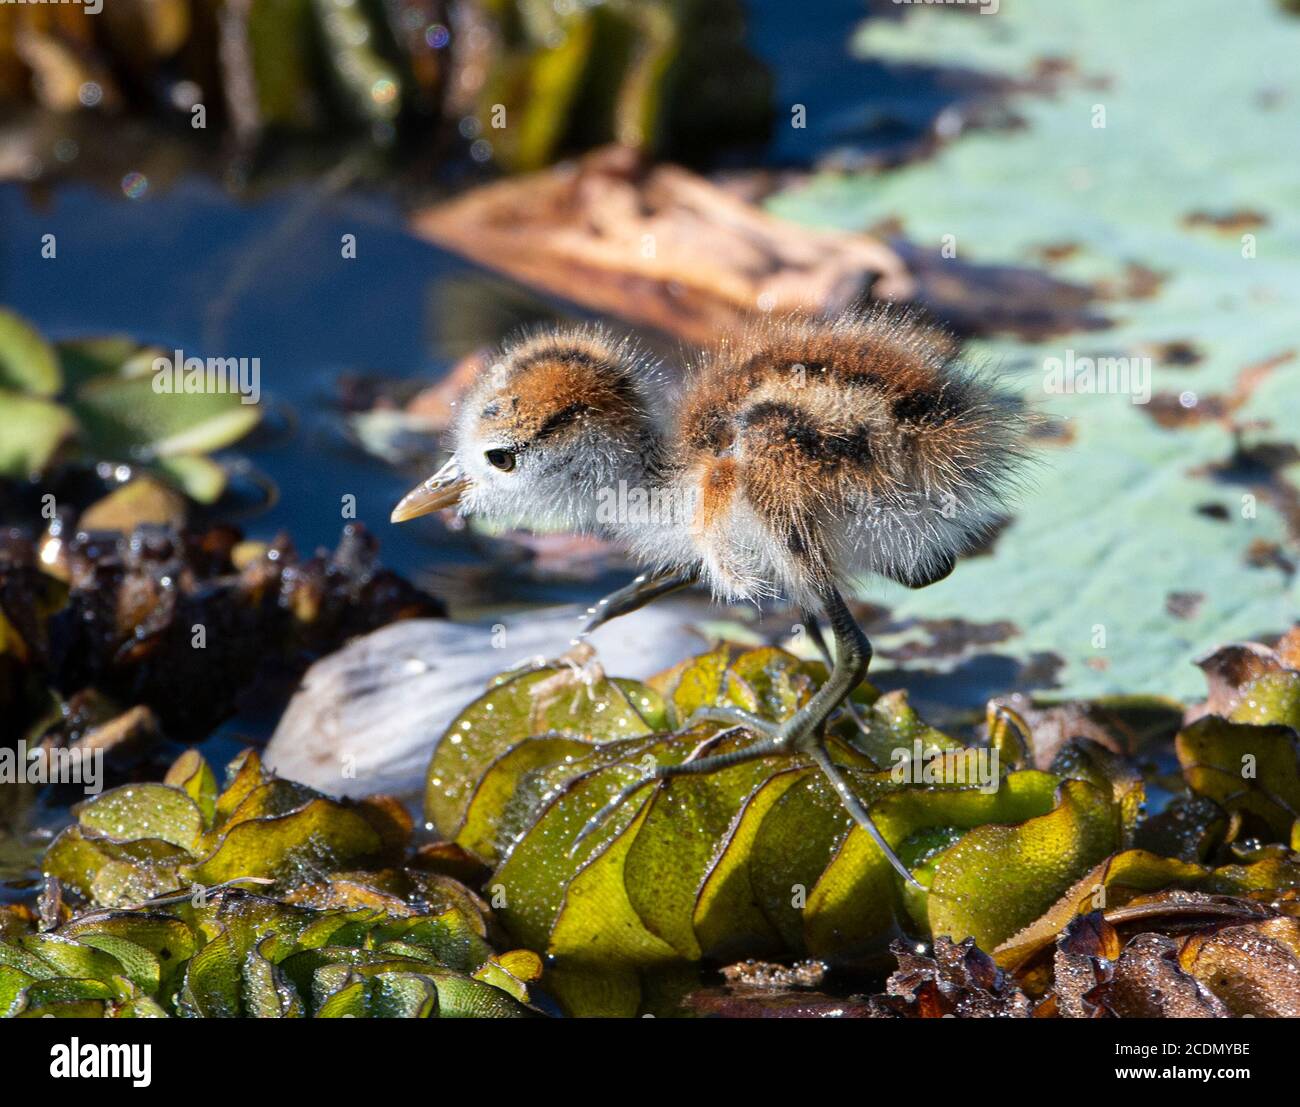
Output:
[390, 459, 470, 523]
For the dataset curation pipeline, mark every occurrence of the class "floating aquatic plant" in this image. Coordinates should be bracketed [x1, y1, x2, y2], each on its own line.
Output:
[5, 635, 1298, 1017]
[0, 308, 259, 503]
[0, 749, 537, 1018]
[426, 640, 1300, 1015]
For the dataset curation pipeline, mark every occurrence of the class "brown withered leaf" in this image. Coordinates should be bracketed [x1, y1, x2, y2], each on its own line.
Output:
[1189, 633, 1300, 723]
[1052, 916, 1231, 1018]
[1178, 918, 1300, 1017]
[411, 145, 915, 346]
[1051, 912, 1121, 1018]
[1099, 931, 1230, 1017]
[867, 937, 1032, 1018]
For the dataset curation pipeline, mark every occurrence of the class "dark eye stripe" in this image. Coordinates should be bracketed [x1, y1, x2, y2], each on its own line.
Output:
[534, 401, 589, 441]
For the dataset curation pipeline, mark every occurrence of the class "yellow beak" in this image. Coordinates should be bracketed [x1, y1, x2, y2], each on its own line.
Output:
[390, 459, 470, 522]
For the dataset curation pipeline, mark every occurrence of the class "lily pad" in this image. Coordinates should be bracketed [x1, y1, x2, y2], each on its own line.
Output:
[765, 0, 1300, 702]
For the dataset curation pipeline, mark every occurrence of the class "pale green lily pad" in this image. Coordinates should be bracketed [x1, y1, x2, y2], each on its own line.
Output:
[766, 0, 1300, 700]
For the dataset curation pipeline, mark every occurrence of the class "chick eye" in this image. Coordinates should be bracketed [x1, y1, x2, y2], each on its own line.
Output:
[485, 448, 516, 472]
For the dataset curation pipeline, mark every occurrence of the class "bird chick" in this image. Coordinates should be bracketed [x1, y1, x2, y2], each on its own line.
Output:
[393, 310, 1036, 884]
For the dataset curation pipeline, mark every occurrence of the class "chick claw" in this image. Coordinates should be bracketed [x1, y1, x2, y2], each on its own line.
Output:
[523, 642, 608, 720]
[568, 775, 657, 859]
[566, 724, 768, 860]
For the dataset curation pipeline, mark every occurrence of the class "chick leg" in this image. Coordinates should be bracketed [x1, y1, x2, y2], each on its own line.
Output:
[569, 728, 786, 856]
[515, 568, 698, 695]
[572, 567, 699, 644]
[573, 586, 916, 886]
[800, 607, 876, 739]
[786, 587, 918, 886]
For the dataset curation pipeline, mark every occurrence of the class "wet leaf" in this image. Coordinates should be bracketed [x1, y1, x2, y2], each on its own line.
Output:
[1176, 716, 1300, 840]
[868, 937, 1031, 1018]
[43, 829, 190, 907]
[1228, 670, 1300, 730]
[191, 798, 386, 886]
[422, 647, 1164, 1007]
[625, 729, 789, 960]
[425, 666, 663, 840]
[163, 751, 219, 829]
[994, 850, 1300, 971]
[75, 783, 204, 852]
[920, 779, 1121, 952]
[1178, 918, 1300, 1017]
[807, 770, 1066, 958]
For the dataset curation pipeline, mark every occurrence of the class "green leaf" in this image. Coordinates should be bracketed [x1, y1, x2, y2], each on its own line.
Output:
[995, 849, 1300, 970]
[0, 308, 61, 395]
[924, 779, 1122, 951]
[808, 770, 1062, 955]
[426, 666, 662, 840]
[43, 828, 190, 907]
[490, 734, 674, 958]
[64, 914, 196, 995]
[1177, 717, 1300, 840]
[692, 767, 809, 961]
[152, 455, 229, 504]
[163, 751, 219, 829]
[1228, 671, 1300, 730]
[76, 784, 205, 852]
[0, 391, 76, 478]
[457, 736, 594, 863]
[56, 336, 147, 389]
[190, 798, 385, 886]
[624, 728, 788, 960]
[71, 374, 260, 461]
